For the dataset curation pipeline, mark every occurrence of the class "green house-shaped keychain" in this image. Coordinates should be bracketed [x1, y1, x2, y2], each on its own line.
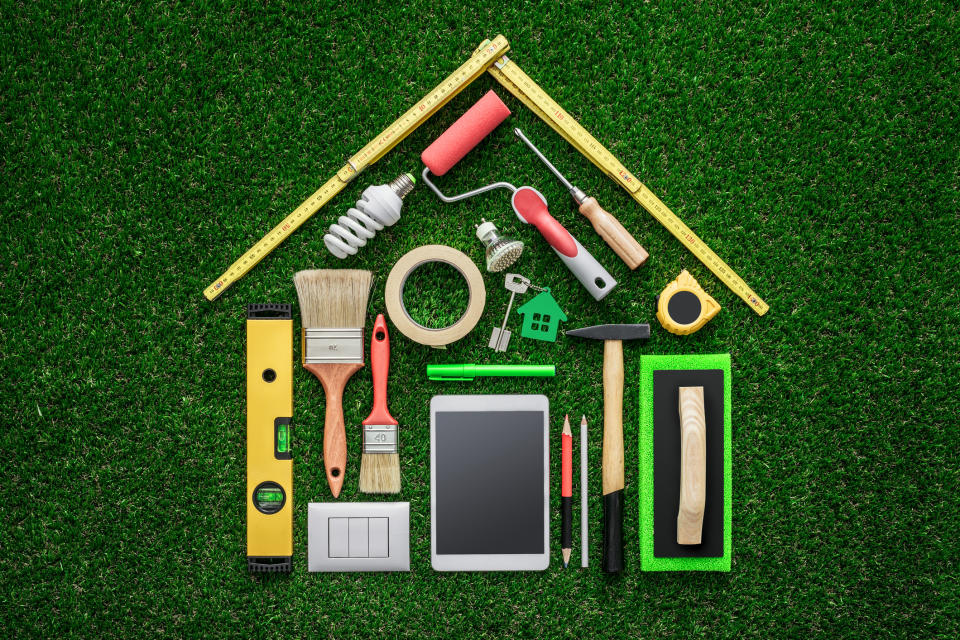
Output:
[516, 289, 567, 342]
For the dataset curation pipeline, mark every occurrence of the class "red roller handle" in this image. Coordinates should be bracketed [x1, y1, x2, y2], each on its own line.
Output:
[362, 314, 395, 426]
[512, 187, 578, 257]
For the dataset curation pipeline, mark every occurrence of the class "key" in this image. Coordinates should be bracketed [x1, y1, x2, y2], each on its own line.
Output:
[488, 274, 530, 352]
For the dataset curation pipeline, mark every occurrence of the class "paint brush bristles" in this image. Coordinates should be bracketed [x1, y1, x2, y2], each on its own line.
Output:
[294, 269, 372, 328]
[359, 453, 400, 494]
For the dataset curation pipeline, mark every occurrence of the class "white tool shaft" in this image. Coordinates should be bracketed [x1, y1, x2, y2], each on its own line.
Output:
[581, 416, 588, 568]
[553, 236, 616, 301]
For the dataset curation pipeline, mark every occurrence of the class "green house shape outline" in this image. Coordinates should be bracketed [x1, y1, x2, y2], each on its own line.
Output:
[516, 291, 567, 342]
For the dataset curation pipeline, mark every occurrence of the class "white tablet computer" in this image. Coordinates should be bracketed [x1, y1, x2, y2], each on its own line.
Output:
[431, 394, 550, 571]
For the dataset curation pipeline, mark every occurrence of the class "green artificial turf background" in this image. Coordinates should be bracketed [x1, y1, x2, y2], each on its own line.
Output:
[3, 1, 958, 637]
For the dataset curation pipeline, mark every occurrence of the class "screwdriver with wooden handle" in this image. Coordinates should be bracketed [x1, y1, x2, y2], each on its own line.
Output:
[514, 128, 649, 270]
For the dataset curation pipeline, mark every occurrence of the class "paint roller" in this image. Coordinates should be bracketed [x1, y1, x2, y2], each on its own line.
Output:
[421, 91, 617, 301]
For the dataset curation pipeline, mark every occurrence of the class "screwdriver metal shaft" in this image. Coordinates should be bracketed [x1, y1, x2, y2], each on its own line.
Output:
[514, 128, 585, 201]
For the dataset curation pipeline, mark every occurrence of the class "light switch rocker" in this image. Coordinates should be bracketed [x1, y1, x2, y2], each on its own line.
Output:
[308, 502, 410, 572]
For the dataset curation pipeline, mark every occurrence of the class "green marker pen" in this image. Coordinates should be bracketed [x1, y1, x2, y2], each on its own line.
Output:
[427, 364, 556, 381]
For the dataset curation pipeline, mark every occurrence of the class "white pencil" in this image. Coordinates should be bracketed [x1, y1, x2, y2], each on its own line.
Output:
[581, 414, 588, 568]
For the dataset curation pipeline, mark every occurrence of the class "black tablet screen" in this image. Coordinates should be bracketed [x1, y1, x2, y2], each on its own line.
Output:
[435, 411, 545, 555]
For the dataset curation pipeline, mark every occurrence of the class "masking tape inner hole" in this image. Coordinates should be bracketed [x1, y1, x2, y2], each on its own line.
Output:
[400, 261, 470, 330]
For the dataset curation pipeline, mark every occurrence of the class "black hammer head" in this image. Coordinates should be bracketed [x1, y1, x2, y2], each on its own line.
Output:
[566, 324, 651, 341]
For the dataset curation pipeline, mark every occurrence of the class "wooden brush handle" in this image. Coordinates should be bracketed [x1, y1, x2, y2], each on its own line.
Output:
[601, 339, 625, 573]
[677, 386, 706, 545]
[304, 362, 364, 498]
[578, 197, 648, 269]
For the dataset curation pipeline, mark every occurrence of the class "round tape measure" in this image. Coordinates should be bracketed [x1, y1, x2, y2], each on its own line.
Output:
[384, 245, 486, 347]
[656, 270, 721, 335]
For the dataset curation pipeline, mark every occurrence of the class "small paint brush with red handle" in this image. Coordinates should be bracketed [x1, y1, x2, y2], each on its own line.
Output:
[359, 314, 400, 494]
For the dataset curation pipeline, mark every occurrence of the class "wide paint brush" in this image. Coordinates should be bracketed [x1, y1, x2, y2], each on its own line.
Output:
[294, 269, 372, 498]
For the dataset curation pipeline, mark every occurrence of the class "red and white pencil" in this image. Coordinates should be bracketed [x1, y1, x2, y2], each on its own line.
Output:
[562, 415, 573, 567]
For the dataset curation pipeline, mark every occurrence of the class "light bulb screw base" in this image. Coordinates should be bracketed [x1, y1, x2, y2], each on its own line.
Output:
[389, 173, 416, 199]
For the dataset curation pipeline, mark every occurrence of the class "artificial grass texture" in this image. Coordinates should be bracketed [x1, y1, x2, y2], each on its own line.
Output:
[638, 354, 732, 572]
[2, 1, 958, 638]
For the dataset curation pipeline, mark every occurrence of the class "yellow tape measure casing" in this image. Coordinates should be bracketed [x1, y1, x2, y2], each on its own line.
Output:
[384, 245, 486, 348]
[656, 270, 720, 336]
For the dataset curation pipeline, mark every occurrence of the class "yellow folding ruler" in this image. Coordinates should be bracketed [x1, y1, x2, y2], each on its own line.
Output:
[205, 34, 766, 315]
[486, 53, 768, 315]
[203, 36, 510, 301]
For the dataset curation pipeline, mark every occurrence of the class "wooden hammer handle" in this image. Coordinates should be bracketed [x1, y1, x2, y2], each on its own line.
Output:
[601, 340, 625, 494]
[578, 197, 648, 269]
[602, 339, 625, 572]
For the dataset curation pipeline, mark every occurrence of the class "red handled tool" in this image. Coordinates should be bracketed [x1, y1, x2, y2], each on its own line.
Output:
[420, 91, 617, 301]
[514, 128, 648, 270]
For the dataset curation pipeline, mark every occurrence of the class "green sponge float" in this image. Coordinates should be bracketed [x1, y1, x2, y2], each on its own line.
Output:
[639, 354, 732, 572]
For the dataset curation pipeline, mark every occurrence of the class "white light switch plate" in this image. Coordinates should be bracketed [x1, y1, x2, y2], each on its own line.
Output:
[308, 502, 410, 572]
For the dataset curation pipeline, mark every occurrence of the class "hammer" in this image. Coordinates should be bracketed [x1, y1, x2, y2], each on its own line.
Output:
[567, 323, 650, 573]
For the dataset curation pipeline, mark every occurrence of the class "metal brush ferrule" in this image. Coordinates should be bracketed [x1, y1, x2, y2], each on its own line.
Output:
[303, 328, 363, 364]
[362, 423, 398, 454]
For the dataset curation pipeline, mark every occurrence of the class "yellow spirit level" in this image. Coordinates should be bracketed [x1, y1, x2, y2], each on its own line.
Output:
[246, 304, 294, 572]
[656, 270, 721, 335]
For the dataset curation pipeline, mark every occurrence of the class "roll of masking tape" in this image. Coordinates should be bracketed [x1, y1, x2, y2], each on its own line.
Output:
[385, 245, 486, 347]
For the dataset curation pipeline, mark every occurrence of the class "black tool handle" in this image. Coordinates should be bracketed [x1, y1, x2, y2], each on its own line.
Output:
[603, 489, 624, 573]
[561, 497, 572, 551]
[600, 340, 626, 573]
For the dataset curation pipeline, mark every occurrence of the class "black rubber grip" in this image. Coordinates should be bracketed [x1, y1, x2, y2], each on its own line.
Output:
[247, 556, 292, 573]
[561, 496, 573, 551]
[246, 304, 292, 320]
[602, 489, 624, 573]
